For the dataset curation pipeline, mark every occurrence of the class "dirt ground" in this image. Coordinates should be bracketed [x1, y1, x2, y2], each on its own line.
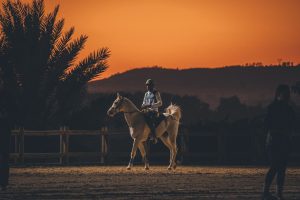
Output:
[1, 165, 300, 200]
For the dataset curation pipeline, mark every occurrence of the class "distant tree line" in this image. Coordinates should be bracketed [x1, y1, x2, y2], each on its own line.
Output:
[243, 61, 297, 67]
[66, 92, 300, 133]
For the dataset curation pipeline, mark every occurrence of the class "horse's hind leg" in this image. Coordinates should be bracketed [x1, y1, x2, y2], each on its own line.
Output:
[138, 142, 149, 170]
[169, 129, 179, 170]
[170, 139, 178, 170]
[127, 139, 139, 170]
[160, 135, 174, 170]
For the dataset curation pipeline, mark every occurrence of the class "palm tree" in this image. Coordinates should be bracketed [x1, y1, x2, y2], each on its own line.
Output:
[0, 0, 110, 128]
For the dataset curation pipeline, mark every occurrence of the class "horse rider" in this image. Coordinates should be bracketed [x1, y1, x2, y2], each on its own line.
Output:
[141, 79, 162, 143]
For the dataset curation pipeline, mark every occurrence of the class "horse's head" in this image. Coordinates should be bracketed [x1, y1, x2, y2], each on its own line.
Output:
[107, 93, 126, 117]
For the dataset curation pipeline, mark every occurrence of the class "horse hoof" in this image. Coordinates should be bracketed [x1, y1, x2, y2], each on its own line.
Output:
[167, 167, 172, 170]
[127, 166, 131, 170]
[145, 167, 149, 170]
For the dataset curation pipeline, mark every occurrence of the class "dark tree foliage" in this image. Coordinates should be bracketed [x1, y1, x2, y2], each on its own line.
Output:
[68, 92, 268, 132]
[292, 81, 300, 95]
[216, 96, 248, 122]
[0, 0, 110, 129]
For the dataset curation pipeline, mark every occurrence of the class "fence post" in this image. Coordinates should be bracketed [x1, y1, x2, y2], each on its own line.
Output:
[19, 127, 24, 163]
[104, 127, 108, 156]
[217, 131, 225, 163]
[59, 126, 64, 164]
[64, 126, 69, 164]
[100, 127, 108, 164]
[14, 130, 18, 163]
[253, 132, 261, 163]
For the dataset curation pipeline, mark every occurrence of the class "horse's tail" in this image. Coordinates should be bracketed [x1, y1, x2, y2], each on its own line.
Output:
[166, 103, 181, 121]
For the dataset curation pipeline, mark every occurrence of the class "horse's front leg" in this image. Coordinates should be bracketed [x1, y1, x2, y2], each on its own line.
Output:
[127, 138, 139, 170]
[139, 142, 149, 170]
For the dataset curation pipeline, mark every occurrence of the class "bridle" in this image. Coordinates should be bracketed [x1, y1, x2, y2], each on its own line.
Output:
[114, 97, 124, 110]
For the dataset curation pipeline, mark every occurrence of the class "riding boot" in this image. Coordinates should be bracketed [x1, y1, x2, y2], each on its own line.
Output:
[149, 127, 157, 144]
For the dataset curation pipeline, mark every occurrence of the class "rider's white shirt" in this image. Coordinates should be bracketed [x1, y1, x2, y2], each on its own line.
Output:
[142, 90, 162, 112]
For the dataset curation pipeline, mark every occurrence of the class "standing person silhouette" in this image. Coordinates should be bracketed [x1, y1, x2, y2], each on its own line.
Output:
[262, 84, 296, 200]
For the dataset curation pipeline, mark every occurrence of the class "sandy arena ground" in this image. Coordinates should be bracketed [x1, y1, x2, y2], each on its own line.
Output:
[1, 165, 300, 200]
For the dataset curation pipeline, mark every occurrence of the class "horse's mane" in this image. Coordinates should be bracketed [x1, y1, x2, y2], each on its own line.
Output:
[123, 97, 140, 112]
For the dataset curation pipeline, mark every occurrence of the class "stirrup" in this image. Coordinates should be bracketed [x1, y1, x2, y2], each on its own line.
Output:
[149, 136, 158, 144]
[152, 138, 158, 144]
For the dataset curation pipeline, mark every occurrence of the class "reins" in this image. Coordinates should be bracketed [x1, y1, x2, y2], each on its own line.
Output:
[122, 110, 141, 114]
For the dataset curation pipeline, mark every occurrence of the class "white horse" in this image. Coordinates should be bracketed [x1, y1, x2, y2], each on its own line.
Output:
[107, 93, 181, 170]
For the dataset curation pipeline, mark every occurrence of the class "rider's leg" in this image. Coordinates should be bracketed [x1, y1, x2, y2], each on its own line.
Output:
[144, 112, 154, 139]
[149, 112, 157, 140]
[150, 123, 156, 138]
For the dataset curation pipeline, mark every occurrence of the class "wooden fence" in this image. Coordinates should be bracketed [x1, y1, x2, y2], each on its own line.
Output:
[10, 126, 109, 164]
[9, 127, 300, 165]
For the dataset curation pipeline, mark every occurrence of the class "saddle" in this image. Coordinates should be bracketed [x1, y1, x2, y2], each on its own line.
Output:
[142, 110, 166, 128]
[154, 113, 166, 127]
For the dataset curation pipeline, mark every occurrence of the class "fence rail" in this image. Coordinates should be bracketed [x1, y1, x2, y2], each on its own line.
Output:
[10, 126, 109, 164]
[9, 127, 300, 165]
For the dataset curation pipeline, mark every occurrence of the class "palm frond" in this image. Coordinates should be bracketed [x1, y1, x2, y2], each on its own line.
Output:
[48, 34, 87, 80]
[32, 0, 44, 19]
[49, 27, 74, 62]
[50, 19, 64, 46]
[39, 34, 88, 115]
[41, 5, 59, 34]
[66, 47, 110, 82]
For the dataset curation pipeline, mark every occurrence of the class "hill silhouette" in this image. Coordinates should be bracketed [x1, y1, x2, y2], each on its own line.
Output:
[88, 66, 300, 108]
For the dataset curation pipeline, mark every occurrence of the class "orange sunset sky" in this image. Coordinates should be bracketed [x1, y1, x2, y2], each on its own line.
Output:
[19, 0, 300, 78]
